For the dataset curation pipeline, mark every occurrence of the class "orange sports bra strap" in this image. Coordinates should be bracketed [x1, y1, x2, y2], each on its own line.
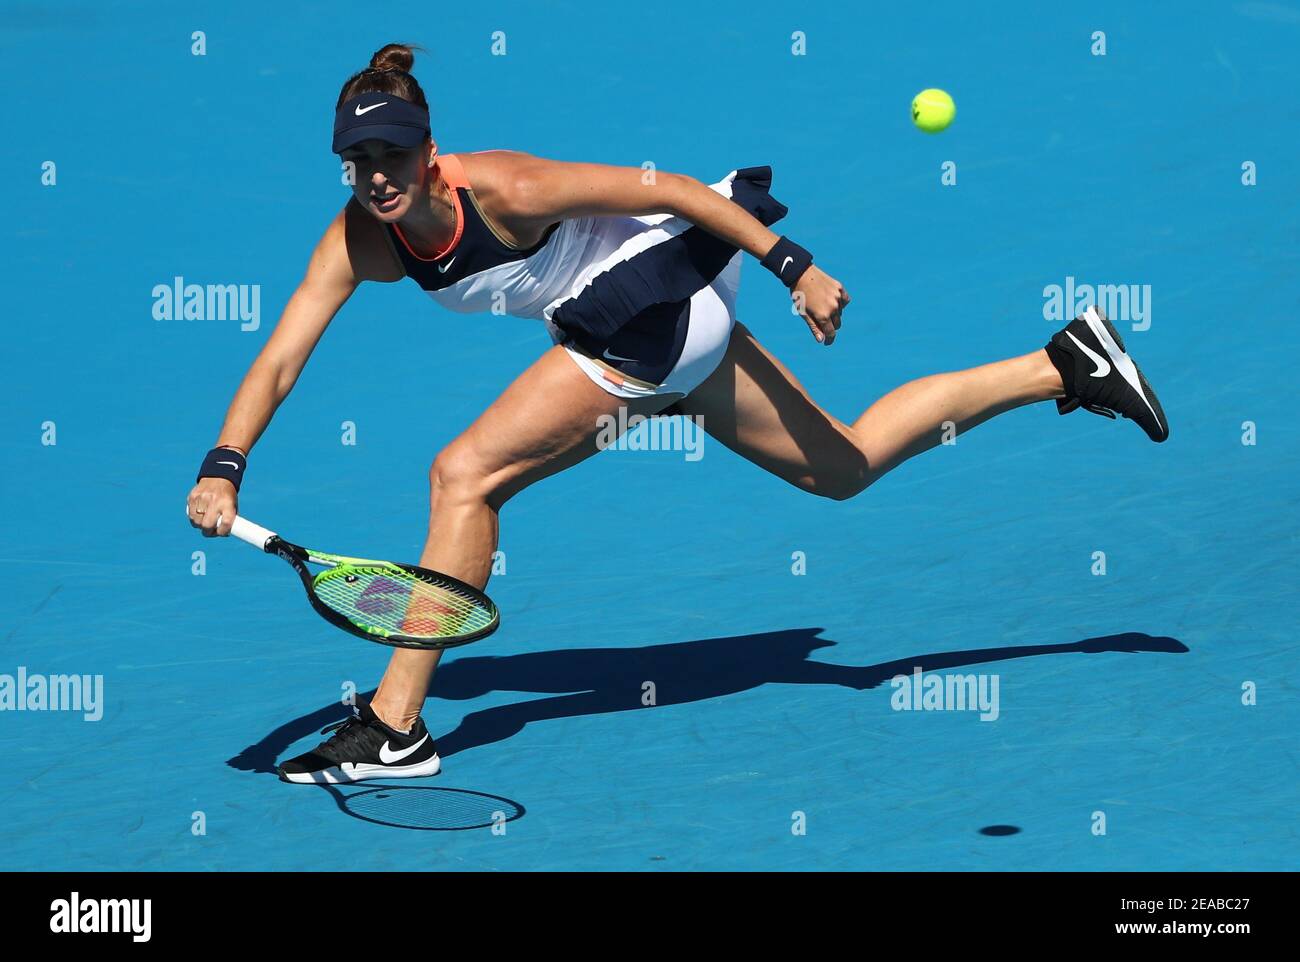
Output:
[437, 153, 471, 190]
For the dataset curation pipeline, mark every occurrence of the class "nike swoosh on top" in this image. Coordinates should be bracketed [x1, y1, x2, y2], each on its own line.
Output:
[602, 348, 638, 363]
[1065, 331, 1111, 378]
[1086, 320, 1163, 424]
[354, 102, 388, 116]
[378, 734, 430, 764]
[437, 257, 456, 273]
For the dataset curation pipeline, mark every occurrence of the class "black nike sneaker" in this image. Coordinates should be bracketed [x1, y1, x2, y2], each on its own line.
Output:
[277, 702, 441, 784]
[1045, 305, 1169, 442]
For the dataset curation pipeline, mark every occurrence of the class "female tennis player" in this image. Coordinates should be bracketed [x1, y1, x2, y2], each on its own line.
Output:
[186, 44, 1168, 784]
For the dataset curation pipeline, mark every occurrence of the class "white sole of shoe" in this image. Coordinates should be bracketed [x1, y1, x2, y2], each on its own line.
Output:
[280, 753, 442, 785]
[1083, 305, 1162, 426]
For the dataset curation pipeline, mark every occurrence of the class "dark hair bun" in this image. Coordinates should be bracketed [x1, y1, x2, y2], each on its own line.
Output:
[369, 43, 415, 73]
[336, 42, 428, 110]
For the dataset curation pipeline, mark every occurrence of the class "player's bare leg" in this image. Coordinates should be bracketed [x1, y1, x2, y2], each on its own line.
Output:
[679, 321, 1064, 497]
[369, 348, 671, 732]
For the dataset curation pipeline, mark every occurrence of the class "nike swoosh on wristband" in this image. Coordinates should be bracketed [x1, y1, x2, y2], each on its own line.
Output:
[378, 734, 430, 764]
[355, 102, 388, 116]
[217, 461, 241, 470]
[780, 256, 794, 275]
[1065, 331, 1111, 378]
[437, 257, 456, 273]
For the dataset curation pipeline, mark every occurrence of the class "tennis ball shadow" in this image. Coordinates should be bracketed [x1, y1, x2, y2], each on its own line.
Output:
[229, 629, 1186, 773]
[979, 825, 1022, 837]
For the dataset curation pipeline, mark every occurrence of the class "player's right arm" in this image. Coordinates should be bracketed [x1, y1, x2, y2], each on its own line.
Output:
[187, 200, 403, 536]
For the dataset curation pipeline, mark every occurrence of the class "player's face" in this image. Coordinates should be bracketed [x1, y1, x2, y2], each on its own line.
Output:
[340, 139, 428, 220]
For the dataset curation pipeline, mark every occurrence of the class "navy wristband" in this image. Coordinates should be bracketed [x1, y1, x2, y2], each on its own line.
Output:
[197, 447, 247, 491]
[760, 236, 813, 289]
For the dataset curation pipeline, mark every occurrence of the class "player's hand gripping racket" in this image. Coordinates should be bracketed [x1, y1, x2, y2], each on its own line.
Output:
[225, 515, 499, 650]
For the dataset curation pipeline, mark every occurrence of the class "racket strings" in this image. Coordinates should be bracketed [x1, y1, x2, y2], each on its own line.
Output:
[311, 565, 495, 640]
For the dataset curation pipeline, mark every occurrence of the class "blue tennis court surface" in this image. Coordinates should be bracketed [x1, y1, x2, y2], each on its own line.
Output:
[3, 1, 1297, 870]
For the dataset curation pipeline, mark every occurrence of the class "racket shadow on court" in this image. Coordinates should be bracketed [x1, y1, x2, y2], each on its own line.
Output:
[316, 782, 525, 832]
[231, 628, 1185, 783]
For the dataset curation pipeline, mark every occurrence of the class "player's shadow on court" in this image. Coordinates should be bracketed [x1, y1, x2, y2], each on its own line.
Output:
[227, 628, 1185, 775]
[428, 629, 1186, 757]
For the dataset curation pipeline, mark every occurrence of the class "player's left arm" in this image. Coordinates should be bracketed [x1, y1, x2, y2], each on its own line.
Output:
[498, 153, 849, 344]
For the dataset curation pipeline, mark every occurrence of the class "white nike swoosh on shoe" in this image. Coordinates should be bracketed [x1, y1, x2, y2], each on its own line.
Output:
[378, 733, 430, 764]
[1084, 309, 1163, 426]
[355, 102, 388, 116]
[1065, 330, 1111, 378]
[437, 256, 456, 273]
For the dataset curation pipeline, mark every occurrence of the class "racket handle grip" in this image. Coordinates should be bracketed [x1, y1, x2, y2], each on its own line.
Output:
[228, 515, 277, 551]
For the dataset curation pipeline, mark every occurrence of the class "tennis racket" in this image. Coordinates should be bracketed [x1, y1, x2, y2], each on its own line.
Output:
[225, 515, 499, 650]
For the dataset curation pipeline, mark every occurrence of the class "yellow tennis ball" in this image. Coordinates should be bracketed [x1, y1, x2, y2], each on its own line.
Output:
[911, 88, 956, 133]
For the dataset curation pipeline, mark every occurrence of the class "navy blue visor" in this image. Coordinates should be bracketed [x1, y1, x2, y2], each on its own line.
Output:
[333, 92, 430, 153]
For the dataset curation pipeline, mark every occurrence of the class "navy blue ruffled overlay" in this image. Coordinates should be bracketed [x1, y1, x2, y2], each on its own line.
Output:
[552, 166, 787, 346]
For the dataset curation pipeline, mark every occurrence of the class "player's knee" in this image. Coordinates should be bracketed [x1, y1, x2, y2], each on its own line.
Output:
[803, 457, 872, 501]
[429, 444, 492, 505]
[815, 472, 870, 501]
